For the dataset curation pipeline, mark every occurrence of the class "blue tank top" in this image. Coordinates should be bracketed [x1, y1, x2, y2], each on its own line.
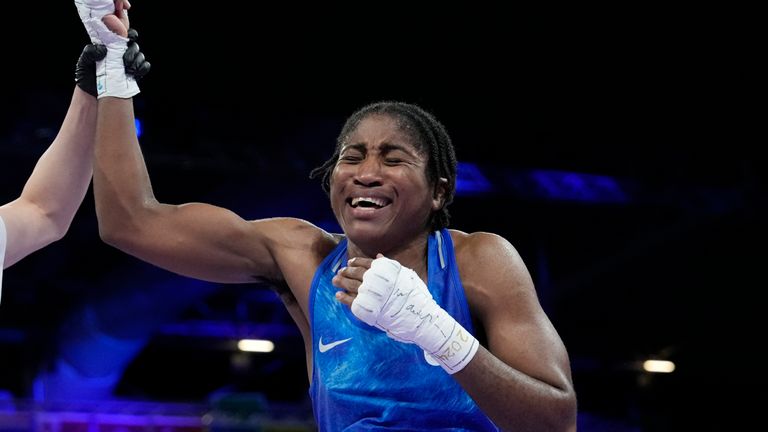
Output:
[309, 229, 499, 431]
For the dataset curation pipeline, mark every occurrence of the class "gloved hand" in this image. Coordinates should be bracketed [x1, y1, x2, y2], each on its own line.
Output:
[75, 30, 150, 98]
[75, 44, 107, 97]
[123, 29, 151, 80]
[351, 256, 479, 374]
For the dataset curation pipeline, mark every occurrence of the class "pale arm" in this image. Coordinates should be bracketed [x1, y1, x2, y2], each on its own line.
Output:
[453, 232, 577, 431]
[0, 87, 97, 268]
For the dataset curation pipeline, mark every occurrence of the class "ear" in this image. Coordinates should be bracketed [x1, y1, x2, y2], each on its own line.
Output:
[431, 177, 449, 211]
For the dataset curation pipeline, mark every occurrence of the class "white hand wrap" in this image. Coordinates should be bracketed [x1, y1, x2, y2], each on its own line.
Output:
[351, 256, 479, 374]
[75, 0, 115, 44]
[75, 0, 139, 99]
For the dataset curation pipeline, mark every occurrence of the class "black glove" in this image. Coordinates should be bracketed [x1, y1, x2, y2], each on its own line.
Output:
[124, 29, 151, 80]
[75, 44, 107, 97]
[74, 28, 151, 98]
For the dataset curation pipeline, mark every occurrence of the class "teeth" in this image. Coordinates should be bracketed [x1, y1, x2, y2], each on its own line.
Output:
[351, 197, 387, 207]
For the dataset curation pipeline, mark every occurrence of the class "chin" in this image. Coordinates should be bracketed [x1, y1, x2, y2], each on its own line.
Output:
[344, 224, 390, 250]
[344, 223, 382, 240]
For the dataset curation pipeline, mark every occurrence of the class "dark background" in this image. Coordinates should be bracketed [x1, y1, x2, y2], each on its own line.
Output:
[0, 3, 762, 431]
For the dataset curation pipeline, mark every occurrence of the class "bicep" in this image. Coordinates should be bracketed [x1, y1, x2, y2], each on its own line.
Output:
[482, 291, 573, 390]
[465, 234, 573, 390]
[107, 202, 290, 284]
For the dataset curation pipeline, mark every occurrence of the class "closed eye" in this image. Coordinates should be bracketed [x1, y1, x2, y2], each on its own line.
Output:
[339, 155, 362, 162]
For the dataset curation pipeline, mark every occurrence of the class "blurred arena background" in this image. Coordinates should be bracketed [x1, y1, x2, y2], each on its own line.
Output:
[0, 3, 761, 431]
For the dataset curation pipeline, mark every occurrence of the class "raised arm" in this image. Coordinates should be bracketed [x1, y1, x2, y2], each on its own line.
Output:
[94, 98, 286, 283]
[0, 15, 148, 271]
[454, 232, 577, 431]
[88, 6, 309, 284]
[0, 86, 97, 268]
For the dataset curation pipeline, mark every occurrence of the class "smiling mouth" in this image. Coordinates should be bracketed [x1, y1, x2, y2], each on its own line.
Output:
[347, 197, 392, 209]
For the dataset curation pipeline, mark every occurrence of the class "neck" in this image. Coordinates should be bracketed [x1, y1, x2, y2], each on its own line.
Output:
[346, 231, 432, 280]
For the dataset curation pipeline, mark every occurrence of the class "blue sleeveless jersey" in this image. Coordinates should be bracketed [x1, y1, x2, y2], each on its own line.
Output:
[309, 229, 499, 431]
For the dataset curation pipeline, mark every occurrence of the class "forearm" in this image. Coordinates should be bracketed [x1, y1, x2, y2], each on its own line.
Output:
[93, 96, 158, 242]
[18, 87, 97, 236]
[344, 256, 577, 430]
[453, 346, 577, 432]
[0, 87, 97, 267]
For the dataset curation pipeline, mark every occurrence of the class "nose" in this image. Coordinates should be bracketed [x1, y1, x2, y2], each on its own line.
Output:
[354, 156, 383, 187]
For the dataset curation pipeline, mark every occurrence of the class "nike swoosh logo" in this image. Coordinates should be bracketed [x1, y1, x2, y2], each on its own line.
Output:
[319, 337, 352, 353]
